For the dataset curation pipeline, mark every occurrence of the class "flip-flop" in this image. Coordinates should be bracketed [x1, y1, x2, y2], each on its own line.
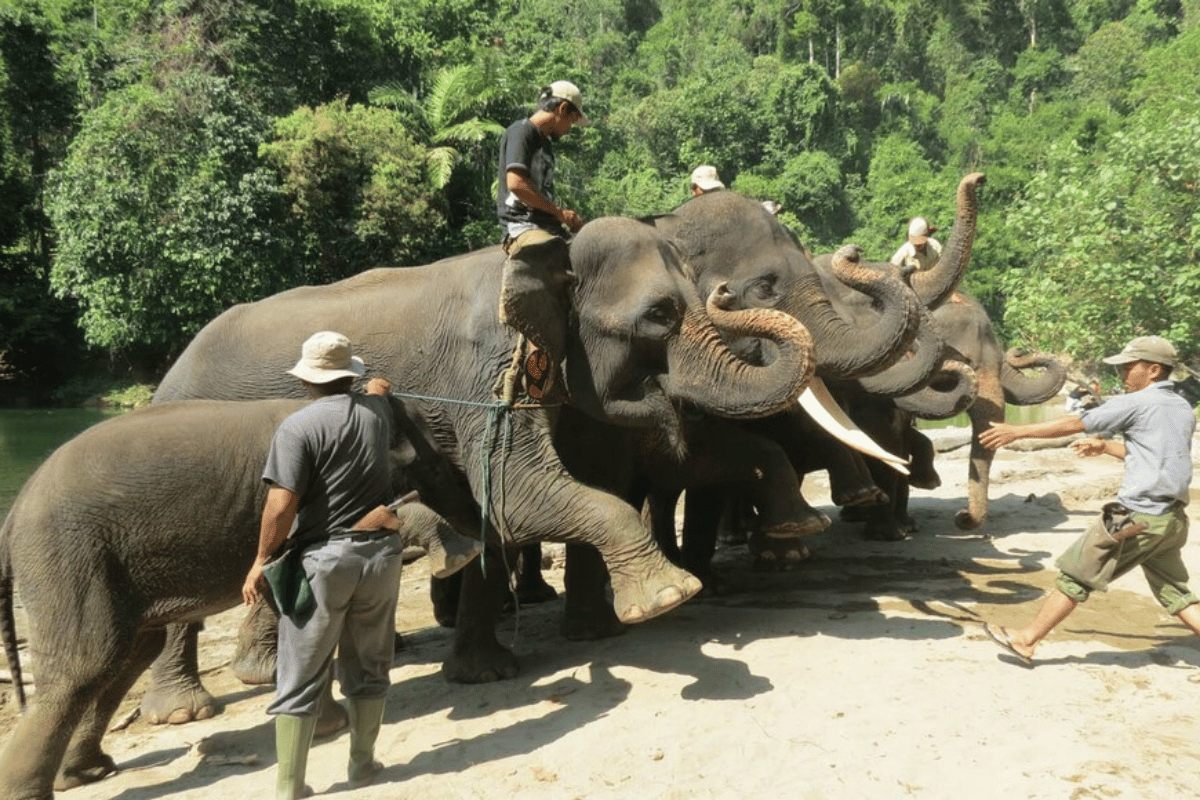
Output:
[983, 622, 1033, 666]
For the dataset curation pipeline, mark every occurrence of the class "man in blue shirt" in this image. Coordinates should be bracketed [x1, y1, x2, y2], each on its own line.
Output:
[977, 336, 1200, 676]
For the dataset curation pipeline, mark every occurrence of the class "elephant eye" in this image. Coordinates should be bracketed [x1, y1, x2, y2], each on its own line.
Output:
[644, 298, 680, 329]
[748, 275, 779, 303]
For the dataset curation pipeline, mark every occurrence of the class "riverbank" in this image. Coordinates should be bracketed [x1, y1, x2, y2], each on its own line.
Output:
[3, 427, 1198, 799]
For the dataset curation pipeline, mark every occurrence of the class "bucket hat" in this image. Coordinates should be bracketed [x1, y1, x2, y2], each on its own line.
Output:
[287, 331, 366, 383]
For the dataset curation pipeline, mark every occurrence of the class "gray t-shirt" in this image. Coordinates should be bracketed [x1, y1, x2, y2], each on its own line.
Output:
[263, 392, 393, 542]
[1080, 380, 1195, 514]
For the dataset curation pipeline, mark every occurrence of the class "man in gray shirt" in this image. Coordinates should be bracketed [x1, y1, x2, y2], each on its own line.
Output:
[977, 336, 1200, 677]
[242, 331, 401, 797]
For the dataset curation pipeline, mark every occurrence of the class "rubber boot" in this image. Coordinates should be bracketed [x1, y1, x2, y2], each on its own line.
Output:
[348, 696, 388, 788]
[274, 714, 316, 800]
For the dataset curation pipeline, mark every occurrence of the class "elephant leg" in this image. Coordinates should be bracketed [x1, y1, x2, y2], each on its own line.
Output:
[232, 597, 278, 686]
[715, 495, 752, 545]
[513, 543, 559, 605]
[431, 573, 460, 628]
[827, 447, 889, 507]
[680, 490, 723, 590]
[645, 487, 683, 562]
[860, 459, 909, 541]
[562, 544, 626, 641]
[905, 426, 941, 491]
[140, 622, 217, 725]
[56, 627, 168, 791]
[442, 556, 520, 684]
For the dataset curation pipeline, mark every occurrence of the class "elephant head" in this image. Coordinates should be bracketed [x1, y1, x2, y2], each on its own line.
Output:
[562, 218, 816, 440]
[652, 194, 921, 380]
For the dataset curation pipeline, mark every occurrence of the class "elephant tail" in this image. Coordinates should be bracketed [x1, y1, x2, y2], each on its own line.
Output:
[0, 514, 24, 709]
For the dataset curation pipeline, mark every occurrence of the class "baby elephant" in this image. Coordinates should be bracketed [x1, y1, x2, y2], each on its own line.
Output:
[0, 398, 479, 800]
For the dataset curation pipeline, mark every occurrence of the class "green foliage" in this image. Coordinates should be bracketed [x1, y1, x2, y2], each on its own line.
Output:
[1003, 100, 1200, 362]
[46, 72, 293, 351]
[260, 99, 443, 276]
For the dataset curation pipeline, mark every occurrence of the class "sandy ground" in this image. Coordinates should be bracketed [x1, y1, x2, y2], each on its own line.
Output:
[4, 429, 1200, 799]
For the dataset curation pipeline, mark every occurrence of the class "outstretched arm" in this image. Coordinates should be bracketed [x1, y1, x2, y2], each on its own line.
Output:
[979, 414, 1085, 451]
[1071, 436, 1126, 460]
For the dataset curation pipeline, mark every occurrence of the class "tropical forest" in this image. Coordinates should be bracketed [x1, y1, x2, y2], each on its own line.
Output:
[1, 0, 1198, 404]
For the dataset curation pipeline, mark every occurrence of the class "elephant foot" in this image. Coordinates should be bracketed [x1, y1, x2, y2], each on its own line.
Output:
[315, 694, 349, 739]
[423, 533, 484, 580]
[441, 639, 520, 684]
[140, 684, 217, 725]
[609, 561, 702, 625]
[748, 532, 812, 572]
[55, 752, 117, 791]
[716, 528, 749, 546]
[833, 485, 889, 508]
[514, 570, 560, 606]
[431, 575, 459, 628]
[908, 468, 941, 492]
[862, 521, 908, 541]
[561, 602, 626, 641]
[954, 508, 985, 530]
[231, 649, 276, 686]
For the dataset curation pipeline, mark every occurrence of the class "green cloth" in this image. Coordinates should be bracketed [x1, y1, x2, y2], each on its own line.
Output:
[262, 545, 315, 618]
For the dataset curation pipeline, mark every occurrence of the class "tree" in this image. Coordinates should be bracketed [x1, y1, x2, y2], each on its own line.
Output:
[260, 98, 443, 279]
[47, 72, 294, 354]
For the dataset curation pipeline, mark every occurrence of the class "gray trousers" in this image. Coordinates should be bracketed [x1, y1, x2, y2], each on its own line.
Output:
[269, 533, 403, 717]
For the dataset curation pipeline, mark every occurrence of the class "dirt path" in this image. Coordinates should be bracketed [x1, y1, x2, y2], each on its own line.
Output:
[3, 434, 1199, 799]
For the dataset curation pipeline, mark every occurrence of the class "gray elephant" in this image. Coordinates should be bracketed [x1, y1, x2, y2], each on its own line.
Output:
[629, 174, 986, 568]
[0, 396, 480, 800]
[145, 217, 814, 708]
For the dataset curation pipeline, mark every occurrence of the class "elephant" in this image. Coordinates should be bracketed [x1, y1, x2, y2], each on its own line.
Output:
[627, 174, 987, 570]
[145, 216, 815, 705]
[0, 396, 482, 799]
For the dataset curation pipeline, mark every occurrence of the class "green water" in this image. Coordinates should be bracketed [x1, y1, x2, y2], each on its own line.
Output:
[0, 408, 126, 521]
[916, 398, 1067, 430]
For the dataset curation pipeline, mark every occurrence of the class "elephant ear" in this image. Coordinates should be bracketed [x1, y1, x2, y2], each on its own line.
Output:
[498, 231, 574, 364]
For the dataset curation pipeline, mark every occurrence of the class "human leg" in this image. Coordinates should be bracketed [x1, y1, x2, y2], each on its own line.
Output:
[986, 588, 1078, 662]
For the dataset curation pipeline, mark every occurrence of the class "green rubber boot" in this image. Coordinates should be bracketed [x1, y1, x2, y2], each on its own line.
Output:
[274, 714, 316, 800]
[348, 696, 388, 788]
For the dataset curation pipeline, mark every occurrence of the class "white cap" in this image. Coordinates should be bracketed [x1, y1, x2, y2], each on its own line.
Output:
[287, 331, 366, 384]
[690, 165, 724, 192]
[907, 216, 937, 245]
[549, 80, 590, 126]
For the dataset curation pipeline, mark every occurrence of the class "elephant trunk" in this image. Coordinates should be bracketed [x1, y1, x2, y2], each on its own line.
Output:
[856, 310, 947, 397]
[797, 245, 921, 379]
[1001, 348, 1067, 405]
[893, 360, 979, 420]
[955, 374, 1005, 530]
[911, 172, 986, 309]
[663, 285, 815, 419]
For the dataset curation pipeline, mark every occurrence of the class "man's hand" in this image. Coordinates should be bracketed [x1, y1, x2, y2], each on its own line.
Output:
[1071, 437, 1106, 458]
[364, 377, 391, 396]
[559, 208, 584, 232]
[979, 421, 1020, 451]
[243, 559, 266, 606]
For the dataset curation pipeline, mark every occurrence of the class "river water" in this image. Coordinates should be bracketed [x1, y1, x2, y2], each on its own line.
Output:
[0, 408, 126, 521]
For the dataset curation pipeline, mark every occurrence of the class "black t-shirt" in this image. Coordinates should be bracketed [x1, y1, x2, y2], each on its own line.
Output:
[496, 118, 559, 231]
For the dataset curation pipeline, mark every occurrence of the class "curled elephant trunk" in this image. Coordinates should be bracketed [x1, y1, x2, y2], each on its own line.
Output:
[911, 172, 986, 309]
[856, 309, 946, 397]
[799, 245, 922, 380]
[662, 284, 815, 419]
[1002, 348, 1067, 405]
[894, 360, 979, 420]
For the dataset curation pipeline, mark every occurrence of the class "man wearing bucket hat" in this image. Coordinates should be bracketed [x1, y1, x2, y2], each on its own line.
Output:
[495, 80, 590, 370]
[976, 335, 1200, 676]
[242, 331, 403, 797]
[890, 216, 942, 273]
[689, 164, 725, 196]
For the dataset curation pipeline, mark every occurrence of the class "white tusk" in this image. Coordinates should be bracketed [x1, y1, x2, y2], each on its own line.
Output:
[798, 377, 911, 476]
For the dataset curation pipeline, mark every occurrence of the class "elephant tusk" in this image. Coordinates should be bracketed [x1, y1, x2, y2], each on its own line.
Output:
[798, 377, 911, 475]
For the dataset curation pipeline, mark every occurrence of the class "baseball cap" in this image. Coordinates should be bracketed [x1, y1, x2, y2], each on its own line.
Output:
[549, 80, 590, 126]
[1101, 335, 1178, 367]
[907, 216, 937, 245]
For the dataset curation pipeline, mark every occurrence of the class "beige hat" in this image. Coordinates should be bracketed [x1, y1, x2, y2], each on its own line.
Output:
[907, 216, 937, 245]
[549, 80, 590, 126]
[690, 165, 724, 192]
[1102, 335, 1178, 367]
[287, 331, 366, 383]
